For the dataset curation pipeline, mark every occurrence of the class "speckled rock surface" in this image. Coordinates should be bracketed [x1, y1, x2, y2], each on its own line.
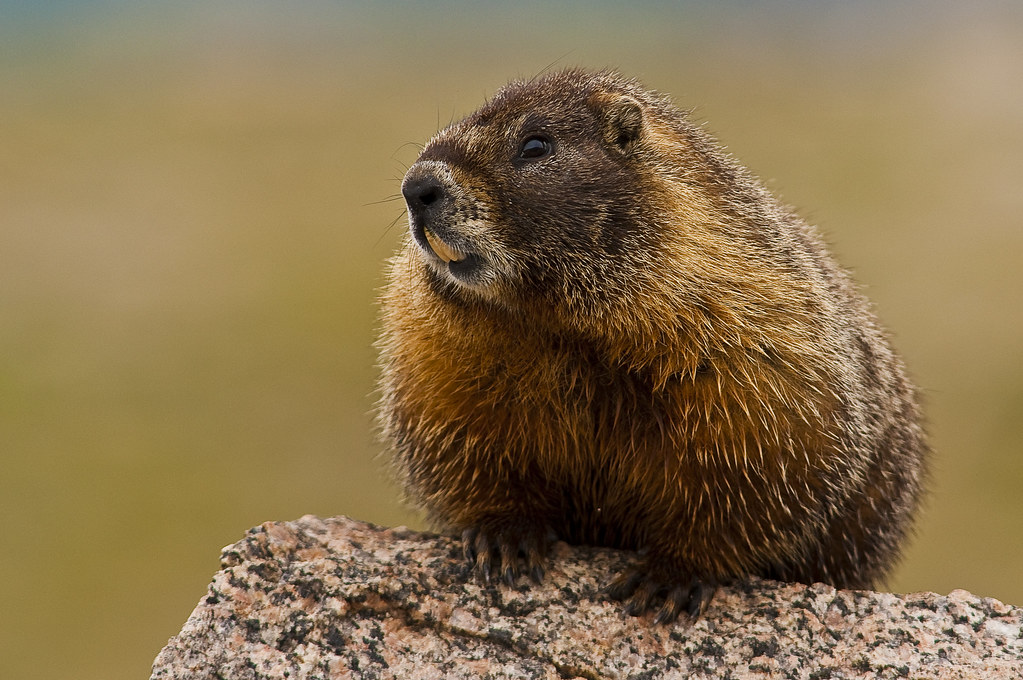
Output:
[151, 515, 1022, 679]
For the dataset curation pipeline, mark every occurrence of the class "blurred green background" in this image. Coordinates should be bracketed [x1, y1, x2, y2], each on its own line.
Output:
[2, 1, 1021, 678]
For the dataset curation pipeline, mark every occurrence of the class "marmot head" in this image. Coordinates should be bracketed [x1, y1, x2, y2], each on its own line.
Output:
[401, 70, 694, 312]
[399, 69, 798, 370]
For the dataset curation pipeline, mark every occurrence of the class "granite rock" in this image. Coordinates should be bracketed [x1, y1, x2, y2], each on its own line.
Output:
[151, 515, 1022, 679]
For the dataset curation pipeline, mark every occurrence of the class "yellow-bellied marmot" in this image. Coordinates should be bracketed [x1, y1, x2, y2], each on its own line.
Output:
[377, 68, 928, 623]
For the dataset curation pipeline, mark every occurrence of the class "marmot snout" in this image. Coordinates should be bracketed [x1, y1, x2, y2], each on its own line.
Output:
[402, 161, 502, 291]
[378, 68, 928, 623]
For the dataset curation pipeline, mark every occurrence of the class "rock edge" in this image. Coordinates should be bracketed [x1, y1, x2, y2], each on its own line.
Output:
[151, 515, 1022, 679]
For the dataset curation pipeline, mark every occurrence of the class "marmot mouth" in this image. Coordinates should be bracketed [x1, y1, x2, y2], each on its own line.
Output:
[423, 227, 467, 263]
[412, 222, 486, 283]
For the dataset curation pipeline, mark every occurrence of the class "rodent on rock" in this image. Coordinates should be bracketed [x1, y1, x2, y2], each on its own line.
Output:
[377, 68, 928, 623]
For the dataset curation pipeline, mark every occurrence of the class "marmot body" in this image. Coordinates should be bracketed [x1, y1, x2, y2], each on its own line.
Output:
[378, 69, 927, 622]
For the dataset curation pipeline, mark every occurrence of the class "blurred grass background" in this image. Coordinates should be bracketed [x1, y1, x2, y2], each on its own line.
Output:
[1, 1, 1021, 678]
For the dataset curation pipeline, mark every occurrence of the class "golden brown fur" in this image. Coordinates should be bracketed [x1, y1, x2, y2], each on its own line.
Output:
[377, 69, 927, 622]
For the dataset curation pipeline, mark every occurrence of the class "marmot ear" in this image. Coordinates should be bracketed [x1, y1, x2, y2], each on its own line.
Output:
[594, 94, 645, 153]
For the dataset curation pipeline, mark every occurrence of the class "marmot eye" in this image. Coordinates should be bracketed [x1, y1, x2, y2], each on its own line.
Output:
[519, 135, 552, 160]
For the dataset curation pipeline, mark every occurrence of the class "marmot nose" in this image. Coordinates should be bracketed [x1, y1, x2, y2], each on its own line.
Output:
[402, 175, 447, 218]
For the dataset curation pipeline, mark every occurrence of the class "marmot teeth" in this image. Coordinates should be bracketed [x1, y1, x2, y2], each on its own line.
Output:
[423, 227, 466, 263]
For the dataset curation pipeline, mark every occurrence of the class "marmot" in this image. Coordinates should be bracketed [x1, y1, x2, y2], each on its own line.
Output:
[377, 69, 928, 623]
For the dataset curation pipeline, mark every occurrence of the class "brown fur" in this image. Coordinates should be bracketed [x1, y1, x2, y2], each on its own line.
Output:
[377, 69, 928, 622]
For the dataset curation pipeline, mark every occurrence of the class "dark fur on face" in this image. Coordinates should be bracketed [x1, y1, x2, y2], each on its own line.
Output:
[380, 69, 928, 623]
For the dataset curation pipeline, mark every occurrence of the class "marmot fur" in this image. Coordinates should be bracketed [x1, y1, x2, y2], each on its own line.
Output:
[377, 69, 928, 623]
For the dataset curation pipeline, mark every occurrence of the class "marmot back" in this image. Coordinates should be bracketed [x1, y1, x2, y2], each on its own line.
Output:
[377, 68, 928, 623]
